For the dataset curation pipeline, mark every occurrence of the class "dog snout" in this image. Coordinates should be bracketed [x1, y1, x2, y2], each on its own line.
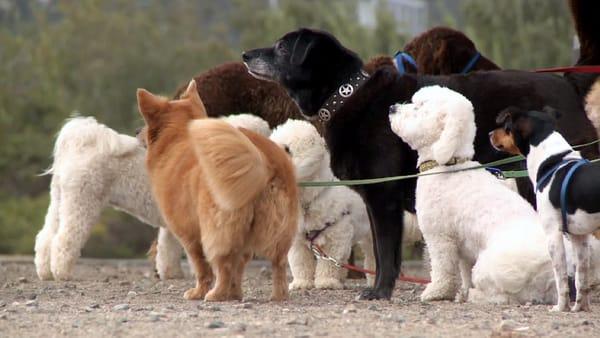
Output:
[242, 52, 251, 63]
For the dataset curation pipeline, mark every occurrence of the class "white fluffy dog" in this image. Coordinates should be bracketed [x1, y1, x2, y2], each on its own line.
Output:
[35, 114, 270, 281]
[389, 85, 561, 304]
[270, 119, 376, 289]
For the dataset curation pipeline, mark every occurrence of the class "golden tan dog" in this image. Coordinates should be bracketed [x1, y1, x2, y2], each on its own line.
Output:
[137, 80, 298, 301]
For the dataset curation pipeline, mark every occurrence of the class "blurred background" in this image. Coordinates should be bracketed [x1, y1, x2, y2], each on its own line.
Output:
[0, 0, 574, 257]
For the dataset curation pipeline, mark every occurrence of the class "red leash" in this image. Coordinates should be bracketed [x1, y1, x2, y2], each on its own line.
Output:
[310, 243, 430, 285]
[534, 65, 600, 73]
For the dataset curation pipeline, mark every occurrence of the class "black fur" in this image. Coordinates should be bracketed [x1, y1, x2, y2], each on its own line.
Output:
[536, 150, 572, 192]
[243, 28, 599, 300]
[547, 159, 600, 217]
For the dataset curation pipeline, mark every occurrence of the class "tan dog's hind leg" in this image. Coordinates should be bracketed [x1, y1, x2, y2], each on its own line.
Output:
[230, 252, 251, 301]
[205, 254, 235, 301]
[571, 234, 591, 312]
[271, 254, 289, 301]
[182, 241, 213, 300]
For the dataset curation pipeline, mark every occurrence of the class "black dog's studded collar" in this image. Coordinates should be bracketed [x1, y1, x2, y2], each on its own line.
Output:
[318, 69, 370, 122]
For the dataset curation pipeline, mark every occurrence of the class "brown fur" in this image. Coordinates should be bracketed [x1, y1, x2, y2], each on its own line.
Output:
[585, 79, 600, 136]
[167, 28, 494, 133]
[489, 128, 521, 155]
[137, 80, 298, 301]
[403, 26, 499, 74]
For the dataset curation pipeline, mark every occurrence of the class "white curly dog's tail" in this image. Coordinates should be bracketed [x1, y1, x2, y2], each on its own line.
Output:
[42, 116, 139, 175]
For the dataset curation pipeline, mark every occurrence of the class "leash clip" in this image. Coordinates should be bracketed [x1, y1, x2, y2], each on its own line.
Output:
[309, 243, 342, 268]
[485, 167, 505, 180]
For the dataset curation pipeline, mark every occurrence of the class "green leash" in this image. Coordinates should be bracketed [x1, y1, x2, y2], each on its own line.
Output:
[298, 139, 600, 187]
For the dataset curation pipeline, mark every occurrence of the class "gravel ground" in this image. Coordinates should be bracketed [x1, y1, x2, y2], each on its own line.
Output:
[1, 256, 599, 338]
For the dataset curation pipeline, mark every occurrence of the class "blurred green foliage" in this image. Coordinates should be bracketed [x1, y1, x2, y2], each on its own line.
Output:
[0, 0, 575, 257]
[0, 0, 406, 257]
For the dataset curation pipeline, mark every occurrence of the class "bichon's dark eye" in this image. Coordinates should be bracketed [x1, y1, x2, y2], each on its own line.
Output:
[284, 145, 291, 155]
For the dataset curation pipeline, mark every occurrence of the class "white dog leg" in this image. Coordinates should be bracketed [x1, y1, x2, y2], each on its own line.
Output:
[546, 230, 570, 312]
[50, 192, 103, 281]
[288, 238, 316, 290]
[570, 234, 591, 312]
[156, 227, 184, 279]
[359, 237, 376, 287]
[455, 259, 473, 302]
[34, 178, 60, 280]
[314, 237, 351, 290]
[420, 239, 459, 302]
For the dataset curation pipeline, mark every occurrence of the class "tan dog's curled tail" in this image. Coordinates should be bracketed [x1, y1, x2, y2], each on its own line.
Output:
[188, 119, 270, 210]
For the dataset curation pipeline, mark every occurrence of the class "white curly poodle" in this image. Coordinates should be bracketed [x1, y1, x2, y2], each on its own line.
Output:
[389, 85, 560, 304]
[269, 119, 377, 289]
[35, 114, 271, 281]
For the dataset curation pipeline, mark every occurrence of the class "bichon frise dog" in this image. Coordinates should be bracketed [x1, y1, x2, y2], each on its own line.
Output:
[35, 113, 271, 281]
[269, 119, 376, 289]
[389, 85, 560, 304]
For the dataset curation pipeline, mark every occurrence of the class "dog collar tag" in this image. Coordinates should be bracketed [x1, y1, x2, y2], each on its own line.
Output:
[338, 84, 354, 98]
[318, 108, 331, 121]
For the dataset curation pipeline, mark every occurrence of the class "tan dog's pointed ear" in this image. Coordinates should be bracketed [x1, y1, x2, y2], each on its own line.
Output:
[137, 88, 166, 121]
[182, 80, 208, 118]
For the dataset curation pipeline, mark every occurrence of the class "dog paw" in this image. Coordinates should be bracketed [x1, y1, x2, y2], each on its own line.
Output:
[420, 284, 455, 302]
[35, 266, 54, 281]
[571, 299, 591, 312]
[315, 277, 343, 290]
[357, 287, 392, 300]
[204, 289, 230, 302]
[454, 289, 468, 303]
[183, 287, 206, 300]
[549, 304, 570, 312]
[289, 279, 314, 290]
[159, 267, 185, 280]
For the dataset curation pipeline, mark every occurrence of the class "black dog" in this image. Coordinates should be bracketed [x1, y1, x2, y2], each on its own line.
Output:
[243, 28, 599, 300]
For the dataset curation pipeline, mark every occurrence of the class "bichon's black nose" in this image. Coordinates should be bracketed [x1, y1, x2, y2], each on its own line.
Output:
[389, 105, 396, 115]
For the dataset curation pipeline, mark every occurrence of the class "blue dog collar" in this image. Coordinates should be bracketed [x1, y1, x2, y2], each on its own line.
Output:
[460, 52, 481, 74]
[535, 157, 588, 234]
[393, 51, 418, 75]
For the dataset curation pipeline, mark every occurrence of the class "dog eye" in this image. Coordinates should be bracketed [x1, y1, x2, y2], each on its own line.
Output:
[284, 145, 291, 155]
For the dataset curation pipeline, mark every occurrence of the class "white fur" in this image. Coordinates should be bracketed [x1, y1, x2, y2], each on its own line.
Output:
[34, 116, 179, 281]
[270, 119, 377, 289]
[35, 114, 271, 281]
[526, 131, 600, 312]
[219, 113, 272, 137]
[389, 85, 559, 304]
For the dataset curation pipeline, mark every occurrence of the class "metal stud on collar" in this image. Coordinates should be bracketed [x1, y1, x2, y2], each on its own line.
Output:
[318, 108, 331, 121]
[338, 84, 353, 97]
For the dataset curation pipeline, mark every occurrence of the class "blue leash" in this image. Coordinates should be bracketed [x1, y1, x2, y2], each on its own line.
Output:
[536, 158, 589, 234]
[393, 51, 418, 75]
[461, 52, 481, 74]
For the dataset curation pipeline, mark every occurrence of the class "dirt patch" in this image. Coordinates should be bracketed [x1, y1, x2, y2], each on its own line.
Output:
[0, 256, 598, 337]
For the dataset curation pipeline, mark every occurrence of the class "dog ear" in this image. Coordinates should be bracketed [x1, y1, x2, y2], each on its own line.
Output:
[431, 100, 471, 165]
[542, 106, 562, 120]
[180, 80, 208, 117]
[137, 88, 166, 122]
[496, 107, 515, 131]
[290, 31, 315, 65]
